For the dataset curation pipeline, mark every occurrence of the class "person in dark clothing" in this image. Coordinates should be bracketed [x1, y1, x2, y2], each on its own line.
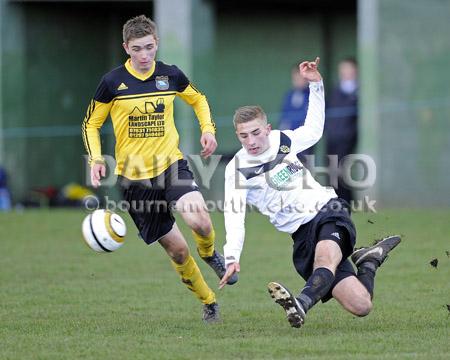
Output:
[325, 58, 358, 203]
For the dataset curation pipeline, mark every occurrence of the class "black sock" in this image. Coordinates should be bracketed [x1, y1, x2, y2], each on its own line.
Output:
[297, 267, 335, 313]
[356, 261, 377, 299]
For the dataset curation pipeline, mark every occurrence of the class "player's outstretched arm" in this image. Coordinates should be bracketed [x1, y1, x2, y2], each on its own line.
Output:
[287, 57, 325, 152]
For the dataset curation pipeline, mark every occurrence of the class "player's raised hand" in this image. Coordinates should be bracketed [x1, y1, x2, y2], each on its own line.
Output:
[219, 262, 240, 289]
[200, 132, 217, 159]
[91, 163, 106, 188]
[299, 57, 322, 82]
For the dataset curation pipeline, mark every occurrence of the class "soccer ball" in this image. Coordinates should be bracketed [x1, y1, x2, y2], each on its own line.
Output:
[82, 209, 126, 252]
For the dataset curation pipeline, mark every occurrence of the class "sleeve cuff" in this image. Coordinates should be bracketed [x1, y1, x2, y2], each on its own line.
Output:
[309, 80, 324, 92]
[201, 125, 216, 135]
[89, 156, 105, 167]
[224, 250, 241, 266]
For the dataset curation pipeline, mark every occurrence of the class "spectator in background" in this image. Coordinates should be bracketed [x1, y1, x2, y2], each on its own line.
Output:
[0, 167, 12, 211]
[280, 64, 310, 130]
[324, 58, 358, 203]
[279, 64, 314, 156]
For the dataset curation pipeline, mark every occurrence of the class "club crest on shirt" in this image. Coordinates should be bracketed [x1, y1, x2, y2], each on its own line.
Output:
[155, 76, 169, 90]
[279, 145, 290, 154]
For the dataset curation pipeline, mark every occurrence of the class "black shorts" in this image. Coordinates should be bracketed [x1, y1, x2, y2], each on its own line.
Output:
[291, 198, 357, 302]
[119, 159, 199, 245]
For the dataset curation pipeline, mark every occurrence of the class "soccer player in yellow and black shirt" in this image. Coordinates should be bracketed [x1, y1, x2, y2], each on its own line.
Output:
[82, 15, 237, 323]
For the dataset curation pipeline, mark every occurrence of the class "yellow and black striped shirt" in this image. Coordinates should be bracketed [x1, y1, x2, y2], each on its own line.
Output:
[82, 59, 216, 180]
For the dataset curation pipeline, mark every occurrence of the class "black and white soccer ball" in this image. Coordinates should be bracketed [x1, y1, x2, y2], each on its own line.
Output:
[82, 209, 126, 252]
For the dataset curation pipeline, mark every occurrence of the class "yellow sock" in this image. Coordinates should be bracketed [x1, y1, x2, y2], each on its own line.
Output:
[171, 255, 216, 305]
[192, 228, 215, 257]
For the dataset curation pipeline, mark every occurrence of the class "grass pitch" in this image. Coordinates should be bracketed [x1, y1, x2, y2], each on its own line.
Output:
[1, 208, 449, 359]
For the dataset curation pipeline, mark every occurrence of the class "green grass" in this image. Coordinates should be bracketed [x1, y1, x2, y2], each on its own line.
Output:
[0, 208, 449, 359]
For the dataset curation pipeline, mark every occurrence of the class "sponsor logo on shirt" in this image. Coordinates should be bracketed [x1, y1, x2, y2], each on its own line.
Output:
[128, 98, 166, 138]
[269, 160, 303, 189]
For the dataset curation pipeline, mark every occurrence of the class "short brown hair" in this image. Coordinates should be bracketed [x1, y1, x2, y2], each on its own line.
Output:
[233, 105, 267, 128]
[123, 15, 158, 44]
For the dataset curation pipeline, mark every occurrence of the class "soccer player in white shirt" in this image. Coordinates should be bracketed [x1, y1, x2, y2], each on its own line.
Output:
[219, 58, 401, 328]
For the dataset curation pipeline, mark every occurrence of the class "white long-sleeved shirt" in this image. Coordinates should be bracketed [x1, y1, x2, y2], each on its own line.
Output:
[223, 81, 337, 266]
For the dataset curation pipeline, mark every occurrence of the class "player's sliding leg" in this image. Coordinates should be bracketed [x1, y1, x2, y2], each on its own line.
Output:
[351, 235, 402, 298]
[176, 191, 238, 285]
[331, 235, 402, 315]
[296, 240, 342, 314]
[268, 239, 342, 328]
[159, 224, 219, 323]
[268, 282, 306, 328]
[330, 276, 373, 316]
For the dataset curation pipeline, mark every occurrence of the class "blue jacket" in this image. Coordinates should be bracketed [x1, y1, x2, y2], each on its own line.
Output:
[279, 87, 310, 130]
